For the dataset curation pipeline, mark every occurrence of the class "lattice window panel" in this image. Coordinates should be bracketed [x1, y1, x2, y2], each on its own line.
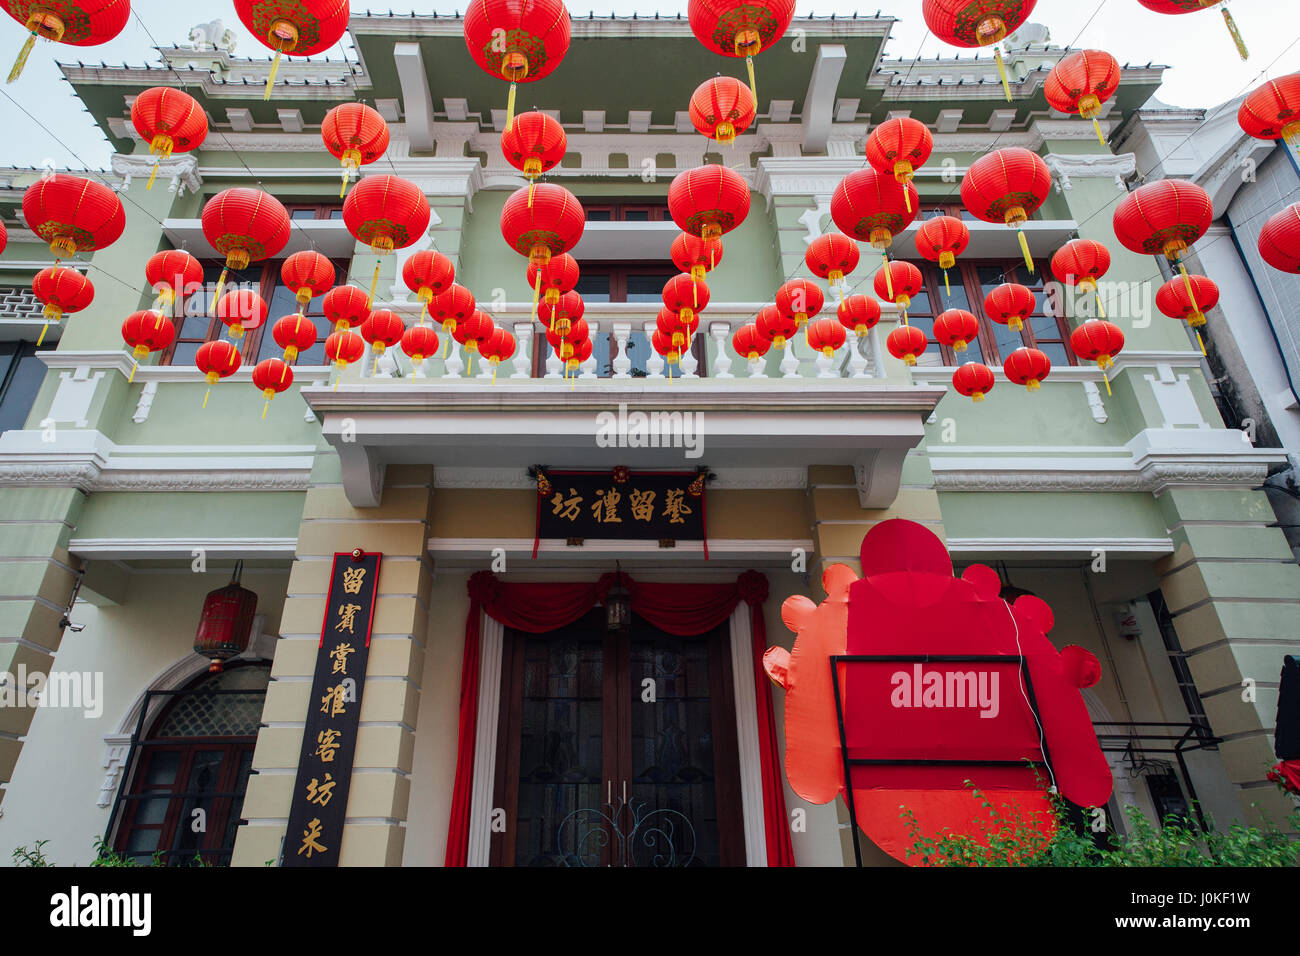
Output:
[155, 665, 271, 738]
[0, 286, 45, 320]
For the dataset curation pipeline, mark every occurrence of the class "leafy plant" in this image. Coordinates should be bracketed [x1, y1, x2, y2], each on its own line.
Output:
[11, 839, 50, 867]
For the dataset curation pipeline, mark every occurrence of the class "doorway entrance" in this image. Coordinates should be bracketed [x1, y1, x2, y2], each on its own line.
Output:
[490, 609, 744, 866]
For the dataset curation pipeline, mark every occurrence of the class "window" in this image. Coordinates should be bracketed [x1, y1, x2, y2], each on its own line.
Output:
[0, 342, 45, 436]
[581, 201, 670, 222]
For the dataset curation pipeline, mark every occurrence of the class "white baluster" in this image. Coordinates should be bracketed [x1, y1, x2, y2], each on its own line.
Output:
[747, 356, 767, 378]
[680, 332, 699, 379]
[779, 336, 801, 378]
[611, 322, 632, 378]
[848, 332, 869, 379]
[544, 338, 563, 379]
[580, 321, 599, 379]
[709, 322, 733, 379]
[643, 320, 665, 379]
[475, 343, 493, 379]
[815, 342, 838, 378]
[512, 322, 534, 378]
[444, 342, 465, 378]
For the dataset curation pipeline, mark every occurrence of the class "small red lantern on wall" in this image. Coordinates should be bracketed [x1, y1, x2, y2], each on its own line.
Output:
[806, 317, 846, 359]
[669, 165, 751, 241]
[775, 278, 823, 330]
[144, 249, 203, 316]
[325, 328, 365, 371]
[401, 323, 440, 367]
[193, 561, 259, 673]
[756, 303, 797, 351]
[1155, 273, 1219, 354]
[215, 288, 268, 343]
[121, 309, 175, 382]
[322, 285, 371, 333]
[1004, 346, 1052, 392]
[31, 266, 93, 345]
[481, 326, 517, 383]
[272, 313, 318, 364]
[805, 232, 859, 298]
[281, 251, 335, 311]
[952, 361, 995, 403]
[404, 250, 456, 323]
[873, 260, 923, 322]
[195, 339, 242, 408]
[1051, 238, 1111, 318]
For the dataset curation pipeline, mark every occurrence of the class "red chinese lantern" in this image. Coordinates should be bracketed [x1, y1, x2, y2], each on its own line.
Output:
[1112, 179, 1212, 264]
[668, 165, 750, 241]
[915, 215, 970, 297]
[933, 308, 980, 353]
[806, 317, 846, 359]
[431, 284, 477, 351]
[1137, 1, 1247, 61]
[1003, 346, 1051, 392]
[130, 86, 208, 190]
[215, 288, 268, 344]
[952, 362, 995, 403]
[144, 249, 202, 315]
[120, 309, 175, 382]
[233, 0, 350, 99]
[526, 251, 579, 322]
[837, 294, 882, 338]
[1044, 50, 1121, 146]
[775, 278, 823, 331]
[1239, 73, 1300, 150]
[361, 308, 405, 358]
[1156, 273, 1219, 354]
[322, 102, 390, 197]
[1258, 202, 1300, 273]
[663, 273, 709, 337]
[23, 173, 124, 259]
[1050, 238, 1111, 317]
[1070, 319, 1125, 393]
[0, 219, 6, 255]
[887, 324, 928, 367]
[325, 328, 365, 372]
[864, 118, 933, 212]
[463, 0, 571, 129]
[195, 339, 241, 408]
[961, 147, 1051, 273]
[732, 322, 770, 363]
[4, 0, 129, 82]
[655, 308, 689, 355]
[805, 232, 859, 297]
[984, 282, 1036, 332]
[922, 0, 1037, 100]
[401, 324, 440, 367]
[687, 0, 795, 100]
[458, 309, 497, 375]
[501, 110, 567, 207]
[403, 251, 456, 324]
[539, 289, 584, 337]
[322, 285, 371, 332]
[31, 266, 92, 345]
[501, 183, 585, 277]
[549, 316, 590, 363]
[832, 167, 918, 301]
[280, 251, 335, 311]
[193, 563, 259, 673]
[343, 175, 431, 302]
[272, 313, 318, 363]
[566, 335, 592, 378]
[756, 303, 797, 351]
[690, 75, 757, 145]
[252, 358, 293, 418]
[652, 327, 681, 372]
[201, 187, 290, 300]
[872, 260, 923, 322]
[481, 326, 517, 383]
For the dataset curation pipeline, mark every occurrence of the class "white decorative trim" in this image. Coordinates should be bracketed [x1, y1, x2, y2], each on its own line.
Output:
[70, 538, 298, 560]
[111, 152, 201, 196]
[467, 612, 504, 867]
[1043, 152, 1137, 192]
[1082, 381, 1108, 424]
[426, 538, 816, 566]
[946, 537, 1174, 556]
[729, 606, 769, 867]
[432, 466, 808, 490]
[132, 381, 158, 424]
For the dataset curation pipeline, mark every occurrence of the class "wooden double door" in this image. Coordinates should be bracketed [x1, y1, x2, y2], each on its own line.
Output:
[490, 610, 745, 866]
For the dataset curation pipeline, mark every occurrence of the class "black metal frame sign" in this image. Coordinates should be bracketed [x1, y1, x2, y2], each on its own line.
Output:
[282, 549, 381, 867]
[533, 467, 708, 548]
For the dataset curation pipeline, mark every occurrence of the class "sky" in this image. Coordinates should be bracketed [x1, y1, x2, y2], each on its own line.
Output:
[0, 1, 1296, 171]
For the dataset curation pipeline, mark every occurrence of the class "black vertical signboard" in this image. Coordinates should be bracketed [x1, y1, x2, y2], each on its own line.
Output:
[281, 549, 381, 867]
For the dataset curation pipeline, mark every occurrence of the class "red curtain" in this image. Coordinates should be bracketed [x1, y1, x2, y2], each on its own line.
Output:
[443, 569, 795, 866]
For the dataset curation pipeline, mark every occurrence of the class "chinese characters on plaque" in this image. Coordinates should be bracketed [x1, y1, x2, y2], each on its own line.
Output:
[282, 550, 381, 867]
[534, 468, 708, 544]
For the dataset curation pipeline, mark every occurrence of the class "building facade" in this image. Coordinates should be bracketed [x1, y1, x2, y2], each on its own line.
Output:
[0, 13, 1295, 867]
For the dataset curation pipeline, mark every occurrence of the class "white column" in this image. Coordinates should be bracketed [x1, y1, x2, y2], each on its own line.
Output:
[848, 332, 869, 379]
[511, 322, 534, 378]
[580, 320, 599, 379]
[644, 320, 665, 379]
[709, 322, 733, 378]
[611, 322, 632, 378]
[728, 606, 770, 867]
[467, 612, 505, 867]
[444, 342, 465, 378]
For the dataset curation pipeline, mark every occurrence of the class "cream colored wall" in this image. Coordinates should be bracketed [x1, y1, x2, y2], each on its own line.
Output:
[0, 566, 289, 867]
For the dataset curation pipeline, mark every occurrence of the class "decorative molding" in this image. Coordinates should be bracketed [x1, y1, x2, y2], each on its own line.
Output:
[111, 152, 201, 196]
[70, 538, 298, 559]
[432, 466, 808, 490]
[932, 461, 1273, 493]
[1082, 381, 1108, 423]
[1042, 151, 1137, 192]
[132, 381, 158, 424]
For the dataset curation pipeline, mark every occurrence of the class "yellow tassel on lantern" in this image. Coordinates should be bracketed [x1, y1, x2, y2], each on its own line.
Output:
[506, 81, 517, 132]
[1091, 117, 1106, 147]
[1222, 5, 1248, 61]
[1102, 367, 1112, 396]
[994, 47, 1012, 102]
[747, 56, 757, 106]
[7, 31, 37, 84]
[262, 399, 270, 419]
[527, 180, 536, 208]
[1017, 228, 1034, 274]
[532, 272, 542, 322]
[202, 387, 212, 409]
[368, 259, 381, 305]
[264, 49, 283, 101]
[37, 321, 49, 347]
[1196, 329, 1206, 355]
[882, 252, 894, 301]
[492, 360, 499, 385]
[943, 268, 951, 297]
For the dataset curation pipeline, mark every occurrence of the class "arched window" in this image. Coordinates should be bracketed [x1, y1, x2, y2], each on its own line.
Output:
[113, 663, 269, 866]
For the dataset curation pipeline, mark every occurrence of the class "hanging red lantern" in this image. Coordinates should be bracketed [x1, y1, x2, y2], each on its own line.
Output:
[689, 75, 757, 145]
[192, 562, 259, 673]
[463, 0, 571, 130]
[655, 308, 689, 355]
[360, 308, 405, 358]
[915, 215, 970, 298]
[668, 165, 750, 241]
[663, 273, 709, 337]
[1239, 73, 1300, 150]
[1051, 238, 1111, 317]
[837, 294, 882, 338]
[1044, 50, 1121, 146]
[458, 309, 497, 375]
[130, 86, 208, 190]
[0, 219, 6, 255]
[864, 118, 933, 213]
[280, 251, 335, 310]
[481, 326, 517, 383]
[343, 174, 431, 302]
[566, 335, 592, 377]
[31, 266, 92, 345]
[953, 361, 996, 403]
[201, 187, 290, 301]
[1112, 179, 1213, 264]
[832, 167, 918, 301]
[984, 282, 1036, 332]
[401, 324, 440, 367]
[195, 339, 241, 408]
[1003, 346, 1052, 392]
[252, 358, 293, 417]
[732, 322, 770, 363]
[887, 324, 928, 366]
[321, 102, 390, 197]
[806, 317, 846, 359]
[1156, 273, 1219, 355]
[527, 252, 580, 313]
[23, 173, 124, 259]
[652, 327, 681, 372]
[687, 0, 795, 101]
[501, 183, 585, 275]
[144, 249, 203, 315]
[216, 289, 268, 344]
[322, 285, 371, 332]
[403, 249, 456, 323]
[922, 0, 1037, 100]
[4, 0, 129, 82]
[775, 278, 823, 330]
[1258, 202, 1300, 273]
[756, 303, 797, 351]
[933, 308, 980, 353]
[502, 110, 567, 207]
[805, 232, 859, 296]
[431, 283, 477, 344]
[1137, 1, 1247, 61]
[538, 289, 584, 337]
[233, 0, 350, 99]
[549, 316, 590, 362]
[325, 328, 365, 371]
[961, 147, 1051, 273]
[120, 309, 175, 383]
[1070, 319, 1126, 394]
[872, 260, 923, 322]
[272, 313, 318, 364]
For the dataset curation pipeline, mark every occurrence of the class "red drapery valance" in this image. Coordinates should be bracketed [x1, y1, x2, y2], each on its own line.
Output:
[443, 569, 795, 866]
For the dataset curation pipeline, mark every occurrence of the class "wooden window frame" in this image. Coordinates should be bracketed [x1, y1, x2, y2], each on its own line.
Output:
[580, 201, 670, 222]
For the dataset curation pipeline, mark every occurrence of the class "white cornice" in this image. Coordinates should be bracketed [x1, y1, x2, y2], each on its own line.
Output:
[112, 153, 201, 196]
[433, 466, 808, 490]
